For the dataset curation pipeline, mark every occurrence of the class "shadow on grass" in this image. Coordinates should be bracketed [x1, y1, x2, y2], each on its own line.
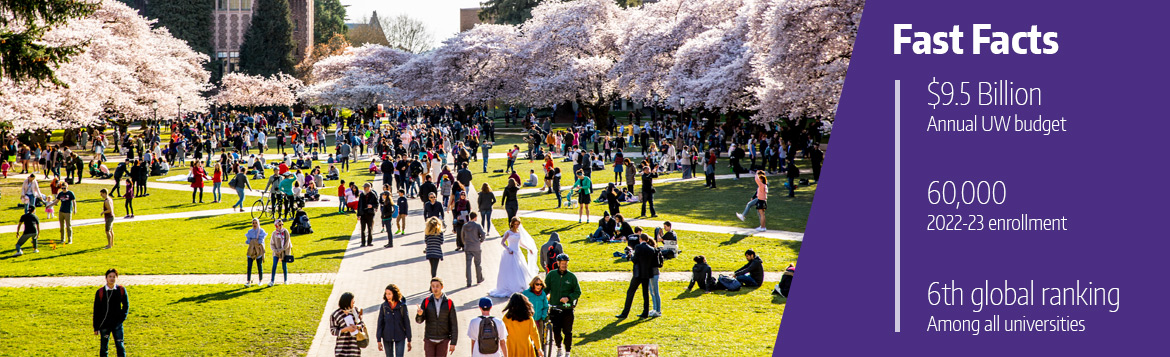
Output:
[576, 319, 651, 347]
[299, 248, 346, 259]
[171, 287, 265, 304]
[771, 294, 787, 305]
[13, 247, 105, 262]
[719, 234, 750, 246]
[672, 289, 706, 300]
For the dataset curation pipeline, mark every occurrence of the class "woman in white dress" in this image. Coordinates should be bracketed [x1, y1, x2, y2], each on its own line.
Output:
[489, 217, 539, 298]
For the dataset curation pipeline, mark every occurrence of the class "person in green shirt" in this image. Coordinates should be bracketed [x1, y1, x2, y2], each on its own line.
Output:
[278, 174, 296, 219]
[545, 253, 581, 357]
[570, 170, 593, 223]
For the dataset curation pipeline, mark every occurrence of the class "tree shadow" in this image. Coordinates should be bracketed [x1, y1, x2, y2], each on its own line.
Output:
[672, 289, 707, 301]
[575, 319, 651, 347]
[718, 234, 750, 246]
[13, 247, 105, 262]
[171, 287, 264, 304]
[299, 248, 346, 259]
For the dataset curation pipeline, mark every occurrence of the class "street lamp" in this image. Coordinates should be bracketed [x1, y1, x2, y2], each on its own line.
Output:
[151, 100, 159, 126]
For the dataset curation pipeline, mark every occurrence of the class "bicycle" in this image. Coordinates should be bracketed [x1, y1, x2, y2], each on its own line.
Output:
[541, 317, 554, 357]
[250, 192, 272, 220]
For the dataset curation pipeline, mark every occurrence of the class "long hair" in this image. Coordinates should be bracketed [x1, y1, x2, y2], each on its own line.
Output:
[481, 183, 492, 193]
[502, 293, 533, 322]
[384, 284, 402, 303]
[425, 217, 443, 236]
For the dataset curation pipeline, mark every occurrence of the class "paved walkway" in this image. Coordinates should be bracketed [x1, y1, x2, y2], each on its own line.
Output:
[512, 210, 803, 241]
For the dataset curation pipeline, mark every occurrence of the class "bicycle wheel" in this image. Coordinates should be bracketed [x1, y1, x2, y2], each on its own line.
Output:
[544, 321, 554, 356]
[251, 200, 266, 219]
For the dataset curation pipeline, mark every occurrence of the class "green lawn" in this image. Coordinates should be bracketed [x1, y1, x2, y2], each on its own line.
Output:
[495, 218, 798, 273]
[506, 176, 817, 232]
[466, 151, 684, 195]
[0, 284, 331, 356]
[0, 208, 355, 277]
[570, 281, 784, 357]
[0, 179, 257, 226]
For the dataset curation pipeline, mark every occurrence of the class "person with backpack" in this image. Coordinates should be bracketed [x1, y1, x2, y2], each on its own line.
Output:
[377, 284, 412, 357]
[416, 277, 459, 357]
[380, 189, 398, 248]
[545, 254, 580, 357]
[540, 233, 564, 273]
[467, 297, 509, 357]
[686, 255, 718, 293]
[93, 268, 129, 357]
[503, 292, 542, 357]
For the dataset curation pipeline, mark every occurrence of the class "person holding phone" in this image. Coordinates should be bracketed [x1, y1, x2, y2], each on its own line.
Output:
[330, 292, 364, 357]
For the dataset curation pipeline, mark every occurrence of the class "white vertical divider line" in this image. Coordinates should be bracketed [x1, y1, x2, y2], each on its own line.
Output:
[894, 79, 902, 333]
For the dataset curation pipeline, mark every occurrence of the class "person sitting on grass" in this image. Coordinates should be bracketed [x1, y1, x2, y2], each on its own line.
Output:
[686, 255, 718, 293]
[588, 212, 617, 243]
[733, 249, 765, 287]
[522, 169, 539, 187]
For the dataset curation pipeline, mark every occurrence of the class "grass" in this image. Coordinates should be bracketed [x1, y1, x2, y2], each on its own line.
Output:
[0, 284, 331, 356]
[467, 151, 684, 196]
[0, 179, 259, 226]
[0, 208, 355, 277]
[506, 176, 817, 232]
[493, 218, 799, 273]
[570, 281, 784, 357]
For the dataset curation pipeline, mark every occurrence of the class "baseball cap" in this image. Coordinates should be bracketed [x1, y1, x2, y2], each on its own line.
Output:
[479, 297, 492, 309]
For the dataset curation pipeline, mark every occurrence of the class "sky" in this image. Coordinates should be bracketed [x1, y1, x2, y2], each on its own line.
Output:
[340, 0, 484, 49]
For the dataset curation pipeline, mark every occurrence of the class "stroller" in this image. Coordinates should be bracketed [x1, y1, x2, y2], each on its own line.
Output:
[290, 209, 313, 234]
[564, 188, 576, 208]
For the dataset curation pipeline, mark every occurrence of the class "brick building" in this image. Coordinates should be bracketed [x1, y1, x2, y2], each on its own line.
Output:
[459, 7, 483, 32]
[212, 0, 314, 74]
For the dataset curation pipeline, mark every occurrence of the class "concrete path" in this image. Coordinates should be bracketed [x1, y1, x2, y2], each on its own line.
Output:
[512, 210, 804, 241]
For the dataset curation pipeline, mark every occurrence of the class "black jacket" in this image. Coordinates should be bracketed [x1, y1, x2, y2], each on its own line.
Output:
[641, 171, 659, 194]
[92, 285, 129, 331]
[735, 256, 765, 284]
[357, 191, 379, 217]
[477, 191, 496, 212]
[377, 299, 412, 343]
[688, 262, 715, 291]
[415, 295, 459, 344]
[423, 200, 445, 220]
[456, 168, 473, 190]
[419, 181, 437, 203]
[631, 242, 659, 279]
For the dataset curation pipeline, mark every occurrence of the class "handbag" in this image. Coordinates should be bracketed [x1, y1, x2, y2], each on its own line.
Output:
[353, 312, 370, 348]
[283, 254, 295, 263]
[186, 173, 194, 183]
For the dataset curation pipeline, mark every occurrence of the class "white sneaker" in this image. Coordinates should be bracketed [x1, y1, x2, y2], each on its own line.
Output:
[557, 348, 563, 357]
[565, 352, 571, 357]
[756, 227, 766, 232]
[735, 212, 745, 221]
[267, 282, 274, 287]
[648, 311, 661, 317]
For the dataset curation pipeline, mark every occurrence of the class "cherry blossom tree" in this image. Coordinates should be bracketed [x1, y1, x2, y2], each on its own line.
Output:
[422, 24, 523, 105]
[664, 0, 769, 118]
[750, 0, 863, 122]
[299, 43, 412, 109]
[516, 0, 625, 126]
[214, 72, 303, 108]
[0, 0, 211, 133]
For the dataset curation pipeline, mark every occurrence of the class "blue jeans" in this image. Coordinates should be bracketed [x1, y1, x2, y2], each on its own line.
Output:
[100, 325, 126, 357]
[271, 257, 287, 283]
[383, 339, 406, 357]
[650, 275, 661, 313]
[736, 274, 760, 287]
[481, 210, 492, 233]
[482, 155, 489, 172]
[233, 188, 246, 208]
[506, 158, 515, 173]
[212, 182, 222, 202]
[741, 198, 758, 217]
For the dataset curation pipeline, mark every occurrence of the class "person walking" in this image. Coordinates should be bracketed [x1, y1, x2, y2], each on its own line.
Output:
[467, 297, 509, 357]
[93, 269, 129, 357]
[377, 284, 412, 357]
[230, 167, 252, 212]
[395, 189, 408, 235]
[477, 183, 496, 233]
[501, 178, 520, 226]
[358, 183, 379, 247]
[424, 217, 445, 278]
[502, 293, 542, 357]
[704, 149, 718, 189]
[416, 277, 459, 357]
[640, 164, 658, 218]
[330, 292, 365, 357]
[616, 234, 656, 319]
[380, 190, 398, 248]
[14, 206, 39, 256]
[545, 254, 580, 357]
[121, 178, 135, 219]
[462, 212, 487, 287]
[100, 189, 116, 249]
[786, 159, 800, 197]
[752, 171, 769, 231]
[452, 191, 471, 251]
[53, 182, 76, 244]
[522, 277, 550, 351]
[269, 219, 291, 286]
[245, 218, 267, 287]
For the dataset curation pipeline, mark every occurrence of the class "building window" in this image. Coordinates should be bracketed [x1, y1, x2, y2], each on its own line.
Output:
[218, 0, 227, 11]
[241, 0, 251, 10]
[230, 52, 239, 58]
[229, 0, 239, 10]
[217, 52, 228, 59]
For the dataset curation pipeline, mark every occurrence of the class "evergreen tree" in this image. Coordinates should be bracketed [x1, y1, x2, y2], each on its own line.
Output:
[149, 0, 214, 58]
[238, 0, 296, 77]
[0, 0, 97, 86]
[478, 0, 542, 25]
[314, 0, 347, 45]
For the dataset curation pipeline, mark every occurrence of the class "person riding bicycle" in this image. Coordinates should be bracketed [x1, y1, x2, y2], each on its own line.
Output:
[544, 253, 581, 357]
